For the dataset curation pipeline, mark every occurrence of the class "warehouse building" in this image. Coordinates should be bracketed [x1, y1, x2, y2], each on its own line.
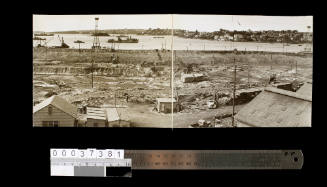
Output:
[235, 87, 312, 127]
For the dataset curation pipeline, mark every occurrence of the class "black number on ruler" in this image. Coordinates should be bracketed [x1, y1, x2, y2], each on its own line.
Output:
[80, 151, 85, 157]
[117, 151, 120, 158]
[90, 150, 94, 156]
[108, 151, 112, 157]
[71, 150, 75, 156]
[53, 150, 57, 156]
[62, 150, 66, 156]
[98, 151, 103, 157]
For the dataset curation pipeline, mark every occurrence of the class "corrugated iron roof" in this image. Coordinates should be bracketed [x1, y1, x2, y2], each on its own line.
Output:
[33, 95, 77, 118]
[87, 107, 106, 120]
[105, 108, 130, 122]
[296, 83, 312, 97]
[106, 108, 120, 122]
[156, 98, 177, 103]
[235, 87, 311, 127]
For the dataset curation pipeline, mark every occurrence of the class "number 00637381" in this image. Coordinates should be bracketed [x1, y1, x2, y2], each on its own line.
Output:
[50, 149, 124, 159]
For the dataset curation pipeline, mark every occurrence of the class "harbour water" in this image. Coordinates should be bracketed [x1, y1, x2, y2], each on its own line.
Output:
[33, 34, 312, 53]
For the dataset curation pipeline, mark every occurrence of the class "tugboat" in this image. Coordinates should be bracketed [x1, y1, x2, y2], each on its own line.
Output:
[107, 36, 139, 43]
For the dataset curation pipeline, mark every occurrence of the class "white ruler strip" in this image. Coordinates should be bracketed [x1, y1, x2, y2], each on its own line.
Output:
[50, 149, 124, 159]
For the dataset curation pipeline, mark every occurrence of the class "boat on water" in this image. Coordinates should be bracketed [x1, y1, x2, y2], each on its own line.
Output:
[91, 32, 110, 36]
[108, 36, 139, 43]
[74, 40, 85, 43]
[52, 36, 69, 48]
[118, 34, 128, 37]
[33, 37, 46, 40]
[34, 33, 54, 36]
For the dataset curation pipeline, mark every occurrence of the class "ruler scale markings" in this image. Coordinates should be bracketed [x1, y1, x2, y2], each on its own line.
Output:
[123, 150, 303, 170]
[51, 149, 303, 176]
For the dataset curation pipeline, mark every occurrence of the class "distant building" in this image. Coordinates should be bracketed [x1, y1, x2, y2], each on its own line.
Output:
[301, 32, 313, 42]
[235, 87, 312, 127]
[224, 34, 233, 41]
[33, 95, 78, 127]
[234, 34, 244, 41]
[156, 98, 177, 113]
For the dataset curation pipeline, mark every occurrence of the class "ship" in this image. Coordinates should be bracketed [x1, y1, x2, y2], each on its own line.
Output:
[74, 40, 85, 43]
[91, 32, 110, 36]
[52, 36, 69, 48]
[107, 36, 139, 43]
[34, 33, 54, 36]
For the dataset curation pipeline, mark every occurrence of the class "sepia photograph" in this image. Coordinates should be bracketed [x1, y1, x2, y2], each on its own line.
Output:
[172, 15, 312, 128]
[33, 15, 173, 128]
[33, 14, 312, 128]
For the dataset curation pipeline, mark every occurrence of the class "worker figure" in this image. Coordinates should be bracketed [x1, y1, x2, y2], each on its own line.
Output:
[126, 94, 129, 103]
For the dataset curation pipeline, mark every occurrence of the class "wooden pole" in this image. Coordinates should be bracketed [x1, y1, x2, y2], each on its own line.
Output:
[91, 59, 94, 88]
[232, 57, 236, 127]
[248, 59, 250, 87]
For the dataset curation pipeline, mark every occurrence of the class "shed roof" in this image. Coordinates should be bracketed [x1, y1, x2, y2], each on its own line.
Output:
[296, 82, 312, 97]
[156, 98, 177, 103]
[181, 73, 204, 78]
[106, 108, 130, 122]
[235, 87, 312, 127]
[33, 95, 77, 118]
[87, 107, 106, 120]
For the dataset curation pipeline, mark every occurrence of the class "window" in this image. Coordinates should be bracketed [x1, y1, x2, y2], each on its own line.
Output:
[42, 121, 59, 127]
[48, 106, 53, 115]
[42, 121, 48, 127]
[53, 121, 59, 127]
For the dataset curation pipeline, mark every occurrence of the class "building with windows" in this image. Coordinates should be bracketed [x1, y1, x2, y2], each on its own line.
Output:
[33, 95, 78, 127]
[156, 98, 178, 113]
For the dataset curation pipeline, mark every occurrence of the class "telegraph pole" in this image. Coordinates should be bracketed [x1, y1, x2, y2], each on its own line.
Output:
[248, 59, 250, 87]
[270, 53, 273, 70]
[232, 56, 236, 127]
[91, 58, 94, 88]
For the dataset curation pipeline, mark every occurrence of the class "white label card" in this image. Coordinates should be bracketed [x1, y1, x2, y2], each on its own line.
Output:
[51, 149, 124, 159]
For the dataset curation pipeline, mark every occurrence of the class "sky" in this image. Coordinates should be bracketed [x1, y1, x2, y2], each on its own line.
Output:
[33, 14, 313, 32]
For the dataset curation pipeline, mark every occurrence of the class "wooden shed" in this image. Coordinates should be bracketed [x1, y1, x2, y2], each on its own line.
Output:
[106, 108, 131, 127]
[86, 107, 107, 127]
[33, 95, 78, 127]
[156, 98, 177, 113]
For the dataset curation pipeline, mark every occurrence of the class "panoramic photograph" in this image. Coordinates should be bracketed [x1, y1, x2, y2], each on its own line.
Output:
[172, 15, 312, 128]
[32, 14, 312, 128]
[33, 15, 173, 128]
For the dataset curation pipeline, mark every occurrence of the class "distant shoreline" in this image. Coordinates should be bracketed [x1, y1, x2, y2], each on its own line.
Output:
[33, 47, 312, 56]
